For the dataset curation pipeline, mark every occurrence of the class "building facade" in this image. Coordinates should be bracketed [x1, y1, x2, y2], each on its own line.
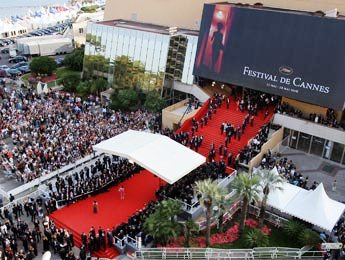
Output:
[83, 20, 198, 93]
[104, 0, 345, 30]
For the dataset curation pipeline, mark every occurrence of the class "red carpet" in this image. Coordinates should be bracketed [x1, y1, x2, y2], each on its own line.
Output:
[185, 98, 274, 163]
[49, 96, 273, 258]
[49, 170, 160, 259]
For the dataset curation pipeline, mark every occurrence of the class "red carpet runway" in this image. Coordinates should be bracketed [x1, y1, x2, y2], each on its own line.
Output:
[49, 170, 160, 258]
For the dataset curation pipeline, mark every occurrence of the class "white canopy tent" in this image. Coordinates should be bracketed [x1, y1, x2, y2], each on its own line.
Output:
[93, 130, 206, 184]
[284, 183, 345, 231]
[265, 181, 308, 212]
[259, 168, 345, 231]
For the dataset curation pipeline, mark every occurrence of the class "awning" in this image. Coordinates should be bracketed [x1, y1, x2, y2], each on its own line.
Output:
[93, 130, 206, 184]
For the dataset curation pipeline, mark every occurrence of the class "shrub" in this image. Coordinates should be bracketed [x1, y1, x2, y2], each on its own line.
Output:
[244, 228, 269, 248]
[30, 56, 57, 76]
[283, 220, 305, 238]
[299, 229, 320, 246]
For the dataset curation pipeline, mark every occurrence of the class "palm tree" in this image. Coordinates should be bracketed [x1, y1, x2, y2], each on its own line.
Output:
[143, 200, 182, 245]
[195, 179, 227, 247]
[231, 172, 260, 234]
[258, 169, 284, 227]
[183, 219, 199, 247]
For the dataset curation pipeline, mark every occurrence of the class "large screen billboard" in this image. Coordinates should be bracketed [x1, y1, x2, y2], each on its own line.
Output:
[194, 4, 345, 109]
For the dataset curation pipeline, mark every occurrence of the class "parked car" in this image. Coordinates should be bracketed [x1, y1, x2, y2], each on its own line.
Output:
[11, 62, 28, 69]
[0, 69, 8, 78]
[1, 48, 9, 54]
[18, 65, 31, 74]
[9, 49, 17, 58]
[0, 65, 10, 71]
[2, 39, 12, 45]
[7, 68, 22, 77]
[8, 56, 27, 63]
[55, 57, 64, 66]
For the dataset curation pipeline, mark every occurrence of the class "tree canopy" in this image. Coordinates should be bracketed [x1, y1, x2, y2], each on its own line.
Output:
[231, 172, 260, 233]
[110, 88, 139, 111]
[195, 179, 228, 246]
[63, 47, 85, 71]
[143, 90, 167, 112]
[29, 56, 57, 76]
[144, 200, 182, 245]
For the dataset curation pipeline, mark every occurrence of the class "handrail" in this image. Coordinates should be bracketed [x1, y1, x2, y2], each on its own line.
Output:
[0, 189, 43, 212]
[126, 235, 138, 248]
[114, 235, 126, 247]
[165, 169, 237, 213]
[217, 170, 237, 188]
[134, 247, 326, 259]
[177, 99, 193, 127]
[6, 151, 103, 198]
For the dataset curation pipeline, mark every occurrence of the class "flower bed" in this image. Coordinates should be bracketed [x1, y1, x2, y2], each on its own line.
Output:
[162, 219, 272, 249]
[163, 223, 240, 248]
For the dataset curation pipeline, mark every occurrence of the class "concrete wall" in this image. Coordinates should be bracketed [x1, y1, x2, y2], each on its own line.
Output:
[162, 99, 199, 129]
[282, 97, 343, 121]
[104, 0, 345, 30]
[248, 127, 284, 172]
[281, 97, 328, 118]
[173, 82, 210, 102]
[273, 114, 345, 145]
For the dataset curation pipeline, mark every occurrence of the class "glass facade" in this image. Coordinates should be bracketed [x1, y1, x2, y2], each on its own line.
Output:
[284, 128, 345, 165]
[83, 22, 198, 92]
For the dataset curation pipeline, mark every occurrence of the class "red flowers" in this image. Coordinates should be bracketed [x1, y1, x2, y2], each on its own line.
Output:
[163, 223, 240, 248]
[260, 225, 271, 235]
[196, 224, 240, 247]
[161, 220, 271, 248]
[245, 218, 258, 228]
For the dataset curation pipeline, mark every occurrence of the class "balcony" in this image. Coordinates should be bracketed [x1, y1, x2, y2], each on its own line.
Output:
[273, 113, 345, 145]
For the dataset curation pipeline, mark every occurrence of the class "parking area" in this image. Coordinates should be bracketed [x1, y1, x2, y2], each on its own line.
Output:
[0, 22, 71, 78]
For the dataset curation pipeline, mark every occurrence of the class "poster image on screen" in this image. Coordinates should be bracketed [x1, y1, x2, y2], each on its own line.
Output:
[194, 4, 345, 109]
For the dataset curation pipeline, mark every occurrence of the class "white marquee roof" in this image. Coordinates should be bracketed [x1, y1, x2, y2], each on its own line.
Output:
[93, 130, 206, 184]
[266, 181, 308, 212]
[284, 183, 345, 231]
[259, 168, 345, 231]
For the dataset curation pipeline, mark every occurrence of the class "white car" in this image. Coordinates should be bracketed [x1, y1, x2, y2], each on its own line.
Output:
[0, 65, 9, 71]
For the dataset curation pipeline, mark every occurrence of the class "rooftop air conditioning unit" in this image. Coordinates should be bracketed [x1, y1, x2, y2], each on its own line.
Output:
[325, 8, 338, 17]
[168, 27, 178, 36]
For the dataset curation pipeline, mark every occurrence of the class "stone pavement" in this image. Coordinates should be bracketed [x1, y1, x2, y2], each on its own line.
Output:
[281, 146, 345, 202]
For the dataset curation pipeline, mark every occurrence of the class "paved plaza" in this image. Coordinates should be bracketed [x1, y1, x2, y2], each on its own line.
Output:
[280, 146, 345, 202]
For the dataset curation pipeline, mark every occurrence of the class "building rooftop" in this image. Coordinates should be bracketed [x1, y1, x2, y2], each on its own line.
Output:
[217, 2, 344, 20]
[98, 19, 199, 36]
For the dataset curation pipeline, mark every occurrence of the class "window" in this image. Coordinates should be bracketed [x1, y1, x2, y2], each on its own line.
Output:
[79, 28, 84, 34]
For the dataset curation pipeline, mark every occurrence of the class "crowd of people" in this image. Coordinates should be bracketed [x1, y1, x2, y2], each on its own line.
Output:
[0, 196, 81, 259]
[237, 123, 271, 165]
[275, 102, 344, 130]
[111, 201, 156, 248]
[156, 161, 227, 209]
[46, 156, 140, 207]
[3, 83, 328, 259]
[0, 89, 158, 183]
[260, 151, 313, 189]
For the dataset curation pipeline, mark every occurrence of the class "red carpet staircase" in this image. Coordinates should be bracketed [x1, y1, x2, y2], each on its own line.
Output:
[180, 97, 274, 164]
